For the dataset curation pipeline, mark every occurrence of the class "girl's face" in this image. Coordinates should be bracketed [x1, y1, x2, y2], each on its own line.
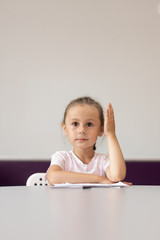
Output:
[62, 104, 104, 151]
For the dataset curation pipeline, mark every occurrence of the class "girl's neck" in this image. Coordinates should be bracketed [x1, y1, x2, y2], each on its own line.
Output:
[73, 148, 95, 164]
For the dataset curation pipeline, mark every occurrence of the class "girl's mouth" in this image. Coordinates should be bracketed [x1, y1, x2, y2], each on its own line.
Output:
[76, 139, 88, 141]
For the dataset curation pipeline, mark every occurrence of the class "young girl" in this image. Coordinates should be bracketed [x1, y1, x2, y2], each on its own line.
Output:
[47, 96, 127, 185]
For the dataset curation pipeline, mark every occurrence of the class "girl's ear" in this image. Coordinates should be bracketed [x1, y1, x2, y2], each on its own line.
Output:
[62, 122, 68, 136]
[98, 126, 104, 137]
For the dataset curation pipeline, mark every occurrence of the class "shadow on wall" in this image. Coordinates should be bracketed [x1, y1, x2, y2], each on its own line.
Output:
[0, 161, 160, 186]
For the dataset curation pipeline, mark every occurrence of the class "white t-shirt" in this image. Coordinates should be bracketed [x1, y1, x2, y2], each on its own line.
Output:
[50, 151, 109, 177]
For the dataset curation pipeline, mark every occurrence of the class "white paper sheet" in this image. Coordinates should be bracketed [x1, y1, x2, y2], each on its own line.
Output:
[52, 181, 128, 189]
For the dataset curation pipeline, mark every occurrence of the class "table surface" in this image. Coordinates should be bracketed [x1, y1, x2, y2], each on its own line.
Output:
[0, 186, 160, 240]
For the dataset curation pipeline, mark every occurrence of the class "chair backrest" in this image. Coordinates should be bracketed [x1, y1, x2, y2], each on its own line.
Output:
[26, 173, 49, 186]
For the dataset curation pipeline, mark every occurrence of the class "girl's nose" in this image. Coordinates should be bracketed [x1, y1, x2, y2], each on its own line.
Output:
[78, 125, 85, 134]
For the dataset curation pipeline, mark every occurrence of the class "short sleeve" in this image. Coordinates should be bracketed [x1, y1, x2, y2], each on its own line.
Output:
[102, 154, 110, 175]
[50, 151, 65, 170]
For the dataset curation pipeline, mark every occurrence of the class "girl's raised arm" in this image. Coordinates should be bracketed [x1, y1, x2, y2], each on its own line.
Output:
[104, 103, 126, 182]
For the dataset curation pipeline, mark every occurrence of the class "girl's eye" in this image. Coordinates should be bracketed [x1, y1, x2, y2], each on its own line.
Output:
[87, 122, 93, 127]
[72, 122, 78, 126]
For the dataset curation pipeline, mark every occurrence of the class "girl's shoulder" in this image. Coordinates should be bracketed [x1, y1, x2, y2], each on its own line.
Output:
[51, 151, 73, 168]
[51, 150, 72, 158]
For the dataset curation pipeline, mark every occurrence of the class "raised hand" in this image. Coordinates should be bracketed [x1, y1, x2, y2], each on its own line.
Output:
[104, 103, 115, 137]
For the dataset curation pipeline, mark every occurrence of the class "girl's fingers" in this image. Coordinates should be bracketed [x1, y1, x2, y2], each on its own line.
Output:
[106, 103, 114, 119]
[106, 103, 112, 115]
[105, 102, 115, 136]
[123, 181, 132, 186]
[109, 103, 114, 115]
[106, 108, 109, 118]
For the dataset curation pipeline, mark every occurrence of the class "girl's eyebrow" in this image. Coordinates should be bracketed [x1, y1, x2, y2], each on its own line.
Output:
[69, 118, 79, 121]
[85, 119, 96, 122]
[70, 118, 96, 122]
[86, 119, 95, 121]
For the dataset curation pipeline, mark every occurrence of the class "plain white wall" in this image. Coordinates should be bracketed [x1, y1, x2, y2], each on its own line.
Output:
[0, 0, 160, 160]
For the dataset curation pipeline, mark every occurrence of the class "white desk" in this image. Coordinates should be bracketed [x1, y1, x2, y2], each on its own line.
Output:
[0, 186, 160, 240]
